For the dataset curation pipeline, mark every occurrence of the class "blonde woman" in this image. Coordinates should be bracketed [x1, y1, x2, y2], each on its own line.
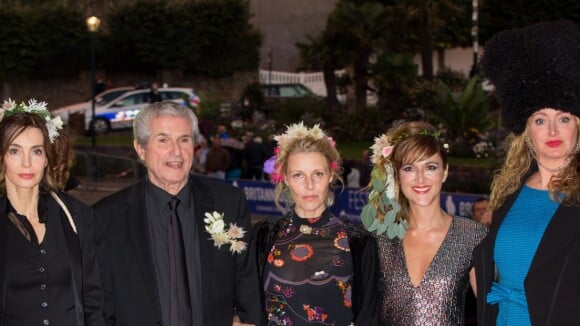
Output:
[474, 20, 580, 325]
[254, 123, 378, 325]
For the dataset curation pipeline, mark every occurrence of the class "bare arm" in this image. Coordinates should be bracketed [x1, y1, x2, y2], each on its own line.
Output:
[233, 315, 255, 326]
[469, 267, 477, 297]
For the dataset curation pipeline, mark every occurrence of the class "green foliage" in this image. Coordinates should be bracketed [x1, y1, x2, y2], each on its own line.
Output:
[240, 82, 265, 111]
[428, 77, 495, 156]
[408, 79, 441, 111]
[369, 53, 418, 115]
[106, 0, 261, 76]
[435, 68, 467, 92]
[479, 0, 580, 42]
[332, 107, 394, 142]
[0, 1, 261, 78]
[0, 4, 86, 78]
[268, 98, 326, 127]
[194, 91, 221, 121]
[106, 1, 188, 71]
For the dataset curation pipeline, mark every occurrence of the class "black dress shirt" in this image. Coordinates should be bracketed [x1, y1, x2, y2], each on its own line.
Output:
[4, 195, 75, 326]
[145, 179, 203, 326]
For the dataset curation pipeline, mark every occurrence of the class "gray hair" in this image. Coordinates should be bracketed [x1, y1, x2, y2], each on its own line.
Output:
[133, 101, 199, 146]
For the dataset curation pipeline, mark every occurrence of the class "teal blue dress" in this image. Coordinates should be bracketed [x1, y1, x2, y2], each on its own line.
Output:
[489, 185, 559, 325]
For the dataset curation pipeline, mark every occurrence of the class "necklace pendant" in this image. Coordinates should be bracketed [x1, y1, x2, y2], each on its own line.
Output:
[299, 225, 313, 234]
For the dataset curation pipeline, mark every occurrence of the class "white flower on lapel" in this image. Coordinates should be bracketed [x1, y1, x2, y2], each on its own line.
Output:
[204, 211, 247, 254]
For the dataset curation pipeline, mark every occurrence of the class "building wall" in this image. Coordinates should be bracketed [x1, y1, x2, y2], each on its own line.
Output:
[415, 47, 477, 78]
[250, 0, 338, 72]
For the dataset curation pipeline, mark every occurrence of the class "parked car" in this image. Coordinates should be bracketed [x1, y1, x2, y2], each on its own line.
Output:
[53, 86, 134, 126]
[260, 83, 319, 99]
[52, 87, 199, 134]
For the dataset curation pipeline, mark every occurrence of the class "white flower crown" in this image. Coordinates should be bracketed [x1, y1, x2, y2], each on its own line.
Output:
[0, 99, 63, 143]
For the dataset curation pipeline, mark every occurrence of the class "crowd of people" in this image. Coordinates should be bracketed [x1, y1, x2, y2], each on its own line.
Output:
[0, 19, 579, 326]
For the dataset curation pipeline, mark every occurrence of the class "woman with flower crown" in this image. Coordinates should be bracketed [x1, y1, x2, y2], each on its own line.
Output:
[361, 121, 486, 325]
[0, 100, 104, 325]
[253, 122, 379, 325]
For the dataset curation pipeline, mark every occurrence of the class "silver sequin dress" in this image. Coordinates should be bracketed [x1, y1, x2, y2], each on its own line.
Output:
[376, 216, 487, 325]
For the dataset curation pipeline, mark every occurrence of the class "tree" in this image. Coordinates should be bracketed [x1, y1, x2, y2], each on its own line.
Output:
[326, 0, 391, 111]
[479, 0, 580, 43]
[296, 32, 344, 115]
[388, 0, 463, 80]
[369, 53, 418, 117]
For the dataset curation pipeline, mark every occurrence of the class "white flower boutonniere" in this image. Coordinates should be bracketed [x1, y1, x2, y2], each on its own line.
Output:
[204, 211, 248, 254]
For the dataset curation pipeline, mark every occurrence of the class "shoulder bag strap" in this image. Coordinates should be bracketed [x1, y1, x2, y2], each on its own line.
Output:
[49, 191, 77, 234]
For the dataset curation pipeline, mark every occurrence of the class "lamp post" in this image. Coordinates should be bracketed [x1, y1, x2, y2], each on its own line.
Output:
[86, 15, 101, 149]
[267, 47, 273, 98]
[469, 0, 479, 77]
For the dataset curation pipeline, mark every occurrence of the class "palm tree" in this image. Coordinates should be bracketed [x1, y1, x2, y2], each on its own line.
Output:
[296, 31, 345, 115]
[391, 0, 463, 80]
[327, 0, 391, 111]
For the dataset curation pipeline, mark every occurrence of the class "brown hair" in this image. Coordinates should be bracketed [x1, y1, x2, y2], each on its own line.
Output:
[374, 121, 448, 223]
[0, 113, 73, 192]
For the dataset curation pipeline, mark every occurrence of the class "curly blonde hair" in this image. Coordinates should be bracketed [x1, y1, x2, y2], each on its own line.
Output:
[272, 124, 342, 213]
[490, 121, 580, 210]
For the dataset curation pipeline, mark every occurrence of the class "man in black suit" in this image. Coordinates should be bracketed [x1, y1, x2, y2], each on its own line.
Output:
[93, 101, 263, 326]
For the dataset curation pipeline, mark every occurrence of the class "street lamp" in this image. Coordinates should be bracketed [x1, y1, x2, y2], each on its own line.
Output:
[86, 15, 101, 148]
[469, 0, 479, 77]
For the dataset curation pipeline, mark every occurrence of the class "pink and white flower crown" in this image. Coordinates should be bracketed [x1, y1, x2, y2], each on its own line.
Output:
[263, 122, 339, 183]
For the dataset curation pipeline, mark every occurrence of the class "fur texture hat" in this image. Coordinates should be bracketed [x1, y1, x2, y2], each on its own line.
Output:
[481, 20, 580, 134]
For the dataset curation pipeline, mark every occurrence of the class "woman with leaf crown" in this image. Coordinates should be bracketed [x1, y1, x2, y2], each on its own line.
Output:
[361, 121, 486, 325]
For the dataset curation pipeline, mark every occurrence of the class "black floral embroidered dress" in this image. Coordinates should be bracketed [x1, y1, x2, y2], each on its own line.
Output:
[262, 210, 353, 325]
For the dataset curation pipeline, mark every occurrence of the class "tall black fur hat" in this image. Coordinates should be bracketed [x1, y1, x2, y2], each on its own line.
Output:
[481, 20, 580, 134]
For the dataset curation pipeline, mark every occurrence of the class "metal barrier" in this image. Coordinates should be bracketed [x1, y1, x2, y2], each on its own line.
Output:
[72, 151, 142, 191]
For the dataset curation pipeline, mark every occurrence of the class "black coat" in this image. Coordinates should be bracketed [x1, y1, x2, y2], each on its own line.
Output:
[473, 185, 580, 325]
[93, 175, 264, 326]
[0, 192, 104, 326]
[253, 214, 379, 325]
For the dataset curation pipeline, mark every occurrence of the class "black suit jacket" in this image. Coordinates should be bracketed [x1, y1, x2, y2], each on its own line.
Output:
[93, 175, 264, 326]
[0, 192, 104, 326]
[473, 185, 580, 325]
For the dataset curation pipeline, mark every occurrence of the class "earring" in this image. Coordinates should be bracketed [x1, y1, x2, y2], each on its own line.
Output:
[524, 137, 537, 160]
[326, 195, 334, 207]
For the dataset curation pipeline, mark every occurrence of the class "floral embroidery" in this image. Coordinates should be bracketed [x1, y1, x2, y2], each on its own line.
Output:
[274, 283, 295, 298]
[333, 231, 350, 252]
[303, 305, 328, 322]
[203, 211, 247, 254]
[266, 296, 293, 325]
[289, 243, 314, 262]
[336, 280, 352, 308]
[269, 246, 285, 267]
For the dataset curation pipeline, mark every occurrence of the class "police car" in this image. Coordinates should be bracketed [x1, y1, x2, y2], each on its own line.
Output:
[52, 87, 200, 134]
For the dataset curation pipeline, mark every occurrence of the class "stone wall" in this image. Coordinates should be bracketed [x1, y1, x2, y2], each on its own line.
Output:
[1, 70, 258, 110]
